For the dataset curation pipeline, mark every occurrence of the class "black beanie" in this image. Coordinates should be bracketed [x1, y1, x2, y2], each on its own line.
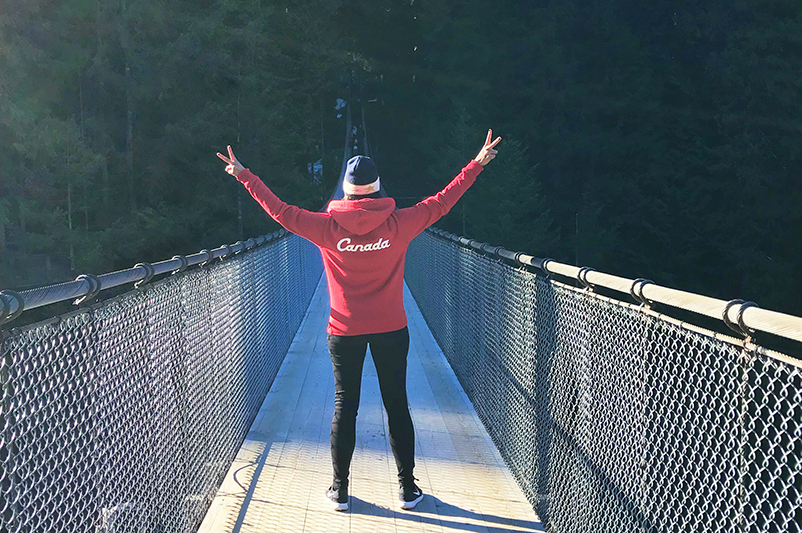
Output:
[343, 156, 380, 195]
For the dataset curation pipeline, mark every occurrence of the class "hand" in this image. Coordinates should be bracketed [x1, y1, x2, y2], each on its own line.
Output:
[474, 129, 502, 166]
[217, 145, 245, 177]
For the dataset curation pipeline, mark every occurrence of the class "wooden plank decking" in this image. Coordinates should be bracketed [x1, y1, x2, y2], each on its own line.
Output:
[199, 276, 543, 533]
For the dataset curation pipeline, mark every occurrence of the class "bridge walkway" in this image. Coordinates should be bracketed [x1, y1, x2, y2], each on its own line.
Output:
[199, 277, 543, 533]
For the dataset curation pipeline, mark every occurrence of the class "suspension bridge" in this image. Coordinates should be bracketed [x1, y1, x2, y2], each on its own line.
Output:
[1, 98, 800, 533]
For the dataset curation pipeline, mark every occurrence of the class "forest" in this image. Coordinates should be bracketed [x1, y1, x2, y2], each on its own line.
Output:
[1, 0, 800, 317]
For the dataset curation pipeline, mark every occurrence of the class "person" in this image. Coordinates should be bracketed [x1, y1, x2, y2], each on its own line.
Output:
[217, 130, 501, 511]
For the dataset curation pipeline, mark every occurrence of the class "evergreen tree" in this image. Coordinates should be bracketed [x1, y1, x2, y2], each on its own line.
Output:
[0, 0, 799, 316]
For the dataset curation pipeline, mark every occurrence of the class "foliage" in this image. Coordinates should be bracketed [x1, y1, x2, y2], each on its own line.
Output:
[0, 0, 799, 316]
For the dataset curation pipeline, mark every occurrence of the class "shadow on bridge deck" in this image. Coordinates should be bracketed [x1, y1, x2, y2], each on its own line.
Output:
[199, 277, 543, 533]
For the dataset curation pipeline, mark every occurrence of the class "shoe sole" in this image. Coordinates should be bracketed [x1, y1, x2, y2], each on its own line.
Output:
[325, 494, 348, 511]
[399, 493, 424, 510]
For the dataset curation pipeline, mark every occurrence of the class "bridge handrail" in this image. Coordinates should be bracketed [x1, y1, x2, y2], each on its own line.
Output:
[425, 227, 802, 349]
[0, 230, 291, 325]
[407, 225, 800, 533]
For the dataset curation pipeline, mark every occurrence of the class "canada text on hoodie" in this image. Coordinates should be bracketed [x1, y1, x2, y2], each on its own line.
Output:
[235, 160, 483, 335]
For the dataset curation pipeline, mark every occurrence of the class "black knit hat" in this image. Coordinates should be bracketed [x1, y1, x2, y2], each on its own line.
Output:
[343, 156, 380, 196]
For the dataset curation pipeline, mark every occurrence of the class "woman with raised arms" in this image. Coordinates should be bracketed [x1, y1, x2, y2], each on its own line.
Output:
[217, 130, 501, 511]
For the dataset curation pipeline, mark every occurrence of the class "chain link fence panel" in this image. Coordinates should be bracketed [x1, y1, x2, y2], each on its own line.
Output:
[1, 234, 322, 533]
[406, 229, 801, 533]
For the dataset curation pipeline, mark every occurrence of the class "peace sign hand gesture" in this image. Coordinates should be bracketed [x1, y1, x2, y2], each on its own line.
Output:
[217, 145, 245, 177]
[474, 129, 502, 167]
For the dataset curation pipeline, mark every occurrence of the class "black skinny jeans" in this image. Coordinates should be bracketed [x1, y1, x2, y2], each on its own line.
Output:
[328, 326, 415, 485]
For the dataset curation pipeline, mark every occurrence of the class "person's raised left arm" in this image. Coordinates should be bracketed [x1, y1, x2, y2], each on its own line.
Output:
[217, 145, 330, 245]
[395, 129, 501, 241]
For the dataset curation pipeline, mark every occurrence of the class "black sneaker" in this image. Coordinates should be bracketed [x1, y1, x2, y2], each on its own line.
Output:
[399, 478, 424, 510]
[325, 482, 349, 511]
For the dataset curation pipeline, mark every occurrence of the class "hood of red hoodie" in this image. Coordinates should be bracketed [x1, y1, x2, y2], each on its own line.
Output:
[327, 197, 396, 235]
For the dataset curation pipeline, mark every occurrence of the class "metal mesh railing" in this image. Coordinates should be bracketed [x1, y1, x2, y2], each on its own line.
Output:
[1, 233, 322, 533]
[406, 228, 801, 533]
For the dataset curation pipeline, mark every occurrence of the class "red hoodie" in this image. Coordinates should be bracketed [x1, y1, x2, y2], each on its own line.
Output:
[236, 159, 483, 335]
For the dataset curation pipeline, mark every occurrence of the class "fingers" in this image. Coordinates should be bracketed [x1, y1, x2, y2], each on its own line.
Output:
[485, 129, 493, 146]
[217, 152, 233, 164]
[488, 136, 502, 148]
[227, 145, 235, 160]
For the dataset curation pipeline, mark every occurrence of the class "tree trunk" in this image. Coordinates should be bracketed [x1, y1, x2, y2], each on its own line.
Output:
[84, 185, 90, 231]
[238, 190, 243, 240]
[79, 81, 85, 140]
[320, 91, 325, 163]
[79, 81, 90, 231]
[103, 157, 110, 216]
[575, 212, 579, 266]
[126, 63, 136, 212]
[68, 181, 75, 271]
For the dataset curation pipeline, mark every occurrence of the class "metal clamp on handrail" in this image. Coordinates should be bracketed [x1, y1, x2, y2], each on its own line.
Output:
[171, 255, 188, 274]
[73, 274, 102, 306]
[722, 299, 744, 335]
[470, 241, 487, 253]
[724, 299, 759, 338]
[0, 290, 24, 325]
[738, 301, 759, 337]
[199, 249, 213, 267]
[220, 244, 233, 261]
[495, 247, 518, 262]
[512, 252, 527, 264]
[630, 278, 655, 307]
[577, 267, 596, 290]
[134, 263, 155, 289]
[511, 253, 552, 277]
[479, 243, 497, 255]
[539, 257, 553, 274]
